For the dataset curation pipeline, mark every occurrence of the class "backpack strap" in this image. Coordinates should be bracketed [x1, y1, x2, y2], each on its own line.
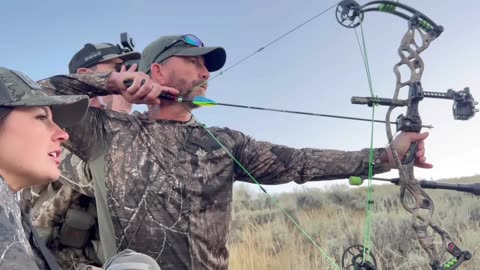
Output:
[22, 211, 61, 270]
[90, 153, 118, 263]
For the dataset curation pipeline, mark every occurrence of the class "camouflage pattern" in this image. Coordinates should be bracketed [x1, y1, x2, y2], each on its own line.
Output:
[0, 67, 89, 127]
[37, 73, 390, 270]
[26, 147, 94, 229]
[23, 149, 102, 269]
[0, 176, 47, 270]
[58, 149, 95, 197]
[2, 173, 160, 270]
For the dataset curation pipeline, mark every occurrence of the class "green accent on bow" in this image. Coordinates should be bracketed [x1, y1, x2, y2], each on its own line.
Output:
[354, 23, 377, 266]
[379, 3, 396, 13]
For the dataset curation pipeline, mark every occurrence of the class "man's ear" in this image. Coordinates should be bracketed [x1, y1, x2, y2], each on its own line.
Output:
[150, 63, 166, 84]
[76, 67, 90, 74]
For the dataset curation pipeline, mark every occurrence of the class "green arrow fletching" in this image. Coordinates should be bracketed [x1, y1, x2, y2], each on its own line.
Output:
[192, 96, 217, 107]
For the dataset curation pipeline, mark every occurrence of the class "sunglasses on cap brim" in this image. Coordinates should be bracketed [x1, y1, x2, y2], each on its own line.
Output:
[151, 34, 204, 65]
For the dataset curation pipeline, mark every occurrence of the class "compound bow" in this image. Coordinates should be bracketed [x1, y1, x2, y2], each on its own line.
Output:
[137, 1, 478, 269]
[336, 1, 477, 269]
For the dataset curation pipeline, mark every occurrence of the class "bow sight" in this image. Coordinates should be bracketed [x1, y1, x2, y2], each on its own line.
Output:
[352, 86, 478, 131]
[336, 0, 477, 269]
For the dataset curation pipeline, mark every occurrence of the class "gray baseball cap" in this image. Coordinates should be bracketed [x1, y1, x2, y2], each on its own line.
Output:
[68, 43, 141, 73]
[139, 34, 226, 74]
[0, 67, 89, 127]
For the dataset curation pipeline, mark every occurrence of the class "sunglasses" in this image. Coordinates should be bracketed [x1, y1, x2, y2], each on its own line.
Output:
[151, 34, 204, 66]
[115, 63, 123, 72]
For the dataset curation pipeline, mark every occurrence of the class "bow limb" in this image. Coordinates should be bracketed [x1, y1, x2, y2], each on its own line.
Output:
[385, 12, 471, 270]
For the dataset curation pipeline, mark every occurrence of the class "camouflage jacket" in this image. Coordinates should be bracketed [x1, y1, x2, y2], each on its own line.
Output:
[0, 176, 47, 270]
[38, 73, 390, 270]
[21, 149, 100, 270]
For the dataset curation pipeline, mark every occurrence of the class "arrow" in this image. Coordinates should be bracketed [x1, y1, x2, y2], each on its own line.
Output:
[121, 80, 434, 127]
[159, 93, 434, 128]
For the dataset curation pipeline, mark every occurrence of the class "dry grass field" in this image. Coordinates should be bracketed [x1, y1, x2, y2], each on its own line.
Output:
[229, 175, 480, 270]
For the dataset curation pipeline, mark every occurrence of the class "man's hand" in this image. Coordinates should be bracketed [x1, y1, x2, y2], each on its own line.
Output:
[107, 64, 179, 105]
[382, 132, 433, 169]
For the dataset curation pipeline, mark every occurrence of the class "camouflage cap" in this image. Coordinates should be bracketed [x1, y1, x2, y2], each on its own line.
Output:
[68, 43, 141, 73]
[0, 67, 89, 127]
[139, 35, 226, 74]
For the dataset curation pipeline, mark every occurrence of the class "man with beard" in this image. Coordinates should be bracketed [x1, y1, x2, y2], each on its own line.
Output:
[39, 34, 431, 270]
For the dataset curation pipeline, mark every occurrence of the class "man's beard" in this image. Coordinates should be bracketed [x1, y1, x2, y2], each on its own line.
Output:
[166, 72, 207, 108]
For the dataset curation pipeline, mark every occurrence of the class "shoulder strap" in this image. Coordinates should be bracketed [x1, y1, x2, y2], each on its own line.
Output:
[90, 154, 118, 263]
[21, 212, 61, 270]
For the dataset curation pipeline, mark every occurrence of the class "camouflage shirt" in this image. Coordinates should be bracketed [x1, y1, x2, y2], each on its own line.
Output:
[22, 150, 100, 270]
[0, 176, 47, 270]
[38, 73, 390, 270]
